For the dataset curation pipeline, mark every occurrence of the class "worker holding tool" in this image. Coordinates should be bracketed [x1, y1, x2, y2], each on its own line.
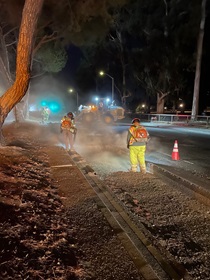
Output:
[127, 118, 149, 173]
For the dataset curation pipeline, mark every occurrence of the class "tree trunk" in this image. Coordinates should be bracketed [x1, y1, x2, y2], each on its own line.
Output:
[0, 26, 22, 123]
[122, 59, 126, 100]
[117, 30, 127, 106]
[157, 93, 165, 114]
[0, 0, 44, 143]
[191, 0, 206, 120]
[23, 89, 30, 119]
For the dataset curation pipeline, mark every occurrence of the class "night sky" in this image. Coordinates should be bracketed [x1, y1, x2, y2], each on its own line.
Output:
[35, 1, 210, 114]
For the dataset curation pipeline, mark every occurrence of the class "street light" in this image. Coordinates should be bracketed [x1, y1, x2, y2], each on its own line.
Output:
[99, 71, 114, 102]
[95, 97, 99, 105]
[68, 88, 79, 109]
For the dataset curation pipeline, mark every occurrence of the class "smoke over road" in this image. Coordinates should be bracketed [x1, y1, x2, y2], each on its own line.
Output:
[74, 123, 130, 176]
[27, 121, 161, 177]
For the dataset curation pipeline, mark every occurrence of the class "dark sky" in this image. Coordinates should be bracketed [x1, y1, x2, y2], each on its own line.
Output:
[55, 6, 210, 112]
[58, 45, 83, 88]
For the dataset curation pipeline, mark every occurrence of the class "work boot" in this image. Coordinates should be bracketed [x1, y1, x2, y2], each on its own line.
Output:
[130, 165, 137, 172]
[140, 166, 146, 174]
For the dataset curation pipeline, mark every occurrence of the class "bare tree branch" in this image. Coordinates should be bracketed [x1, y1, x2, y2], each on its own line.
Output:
[31, 71, 46, 78]
[33, 32, 60, 55]
[163, 0, 168, 16]
[3, 26, 18, 38]
[6, 41, 17, 47]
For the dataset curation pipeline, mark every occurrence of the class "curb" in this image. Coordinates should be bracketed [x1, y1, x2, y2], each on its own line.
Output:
[68, 150, 188, 280]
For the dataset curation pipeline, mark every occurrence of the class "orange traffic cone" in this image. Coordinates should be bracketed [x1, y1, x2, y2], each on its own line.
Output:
[172, 140, 180, 160]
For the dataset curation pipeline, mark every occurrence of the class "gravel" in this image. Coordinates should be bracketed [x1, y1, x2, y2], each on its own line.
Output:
[75, 132, 210, 279]
[1, 122, 210, 280]
[65, 199, 144, 280]
[93, 169, 210, 280]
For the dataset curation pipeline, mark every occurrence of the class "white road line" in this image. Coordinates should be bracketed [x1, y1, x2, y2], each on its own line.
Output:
[183, 160, 194, 165]
[51, 164, 73, 168]
[159, 152, 171, 157]
[158, 152, 194, 165]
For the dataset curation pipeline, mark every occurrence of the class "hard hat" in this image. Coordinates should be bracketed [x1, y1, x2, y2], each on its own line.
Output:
[132, 118, 140, 124]
[67, 112, 73, 117]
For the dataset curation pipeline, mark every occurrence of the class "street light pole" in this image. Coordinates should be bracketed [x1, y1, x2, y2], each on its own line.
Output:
[69, 88, 79, 108]
[99, 71, 114, 102]
[110, 75, 114, 103]
[76, 91, 79, 108]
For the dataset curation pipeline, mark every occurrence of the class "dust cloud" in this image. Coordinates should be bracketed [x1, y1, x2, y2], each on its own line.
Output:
[74, 122, 129, 173]
[29, 120, 130, 174]
[34, 121, 164, 174]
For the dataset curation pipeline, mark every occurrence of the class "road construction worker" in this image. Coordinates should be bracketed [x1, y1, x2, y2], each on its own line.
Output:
[60, 112, 77, 151]
[127, 118, 149, 173]
[41, 107, 50, 124]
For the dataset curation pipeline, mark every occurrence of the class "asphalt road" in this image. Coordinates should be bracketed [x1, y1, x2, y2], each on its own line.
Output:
[76, 121, 210, 180]
[114, 123, 210, 176]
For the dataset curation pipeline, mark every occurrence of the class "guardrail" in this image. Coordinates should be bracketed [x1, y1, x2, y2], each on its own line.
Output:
[131, 113, 210, 127]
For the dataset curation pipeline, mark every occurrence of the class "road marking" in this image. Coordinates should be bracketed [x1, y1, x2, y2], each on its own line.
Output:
[51, 164, 73, 168]
[159, 152, 171, 157]
[183, 160, 194, 165]
[157, 152, 194, 165]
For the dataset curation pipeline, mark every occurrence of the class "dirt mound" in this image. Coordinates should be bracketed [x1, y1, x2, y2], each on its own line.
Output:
[0, 123, 79, 279]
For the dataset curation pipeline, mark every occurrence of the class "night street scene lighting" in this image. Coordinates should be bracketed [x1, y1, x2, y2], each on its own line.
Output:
[0, 1, 210, 279]
[68, 88, 79, 109]
[99, 71, 115, 102]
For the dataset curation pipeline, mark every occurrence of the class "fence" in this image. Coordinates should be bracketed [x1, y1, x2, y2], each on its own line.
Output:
[135, 114, 210, 127]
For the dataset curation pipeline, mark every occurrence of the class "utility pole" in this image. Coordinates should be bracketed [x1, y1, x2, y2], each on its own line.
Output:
[191, 0, 207, 120]
[99, 71, 115, 102]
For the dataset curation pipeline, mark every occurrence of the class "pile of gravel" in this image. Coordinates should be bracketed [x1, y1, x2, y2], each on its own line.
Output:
[65, 198, 144, 280]
[103, 171, 210, 280]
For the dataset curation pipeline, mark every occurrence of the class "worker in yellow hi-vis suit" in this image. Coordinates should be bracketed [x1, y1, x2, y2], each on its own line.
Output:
[127, 118, 149, 173]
